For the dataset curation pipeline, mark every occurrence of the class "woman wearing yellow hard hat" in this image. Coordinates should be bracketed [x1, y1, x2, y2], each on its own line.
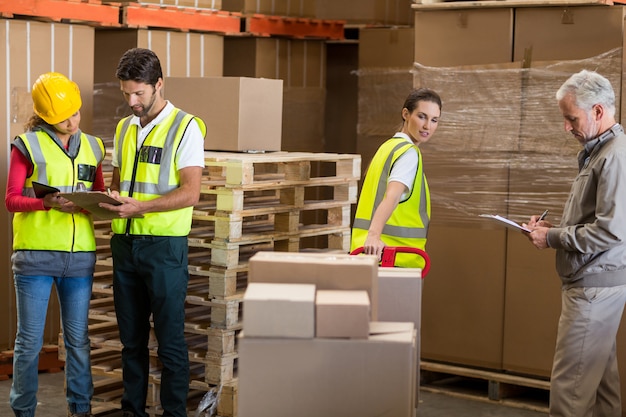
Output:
[5, 72, 105, 417]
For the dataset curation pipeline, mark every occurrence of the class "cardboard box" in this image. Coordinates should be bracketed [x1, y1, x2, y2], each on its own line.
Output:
[420, 224, 507, 370]
[378, 267, 423, 402]
[325, 42, 358, 155]
[238, 322, 416, 417]
[224, 37, 325, 88]
[243, 282, 316, 338]
[93, 29, 224, 144]
[513, 6, 624, 63]
[314, 0, 413, 26]
[163, 77, 283, 152]
[221, 0, 314, 16]
[359, 27, 415, 70]
[282, 87, 325, 152]
[414, 8, 514, 66]
[315, 290, 370, 339]
[248, 251, 379, 319]
[94, 29, 224, 84]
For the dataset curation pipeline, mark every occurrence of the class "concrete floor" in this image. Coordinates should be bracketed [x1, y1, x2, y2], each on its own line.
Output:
[0, 370, 550, 417]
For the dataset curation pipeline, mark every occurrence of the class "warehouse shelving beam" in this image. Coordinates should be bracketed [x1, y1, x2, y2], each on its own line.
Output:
[0, 0, 121, 26]
[122, 3, 241, 34]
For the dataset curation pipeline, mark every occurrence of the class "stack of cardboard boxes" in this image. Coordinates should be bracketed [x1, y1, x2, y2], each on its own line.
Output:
[238, 251, 419, 417]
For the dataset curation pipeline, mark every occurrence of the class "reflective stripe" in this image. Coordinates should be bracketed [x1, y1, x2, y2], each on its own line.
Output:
[350, 136, 431, 268]
[112, 108, 205, 236]
[367, 138, 430, 238]
[116, 117, 133, 169]
[373, 141, 409, 210]
[117, 111, 189, 195]
[22, 131, 105, 196]
[14, 130, 104, 251]
[23, 132, 48, 180]
[353, 218, 428, 239]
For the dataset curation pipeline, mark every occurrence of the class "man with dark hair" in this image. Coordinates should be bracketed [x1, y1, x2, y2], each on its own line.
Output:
[101, 47, 206, 417]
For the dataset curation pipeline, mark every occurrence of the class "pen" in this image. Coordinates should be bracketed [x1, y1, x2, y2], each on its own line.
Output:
[538, 209, 549, 221]
[107, 188, 112, 196]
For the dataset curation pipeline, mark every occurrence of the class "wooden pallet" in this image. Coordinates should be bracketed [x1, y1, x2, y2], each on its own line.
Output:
[90, 351, 238, 416]
[206, 227, 351, 267]
[0, 345, 65, 379]
[420, 360, 550, 413]
[203, 151, 360, 188]
[196, 179, 356, 217]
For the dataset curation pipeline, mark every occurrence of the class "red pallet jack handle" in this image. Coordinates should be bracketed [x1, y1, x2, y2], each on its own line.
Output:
[350, 246, 430, 278]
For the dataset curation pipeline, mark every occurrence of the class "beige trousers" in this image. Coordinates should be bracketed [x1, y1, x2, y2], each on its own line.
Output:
[550, 285, 626, 417]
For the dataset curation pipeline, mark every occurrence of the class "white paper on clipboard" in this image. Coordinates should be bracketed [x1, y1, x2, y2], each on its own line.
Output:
[479, 214, 531, 233]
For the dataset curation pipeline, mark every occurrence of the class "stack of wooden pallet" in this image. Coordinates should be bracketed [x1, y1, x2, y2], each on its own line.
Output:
[82, 150, 360, 416]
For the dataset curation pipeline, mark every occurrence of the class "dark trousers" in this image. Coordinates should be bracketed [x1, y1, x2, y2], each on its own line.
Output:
[111, 235, 190, 417]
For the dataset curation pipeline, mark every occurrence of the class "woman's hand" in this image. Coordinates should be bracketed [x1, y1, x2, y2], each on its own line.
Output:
[363, 233, 385, 261]
[43, 193, 81, 213]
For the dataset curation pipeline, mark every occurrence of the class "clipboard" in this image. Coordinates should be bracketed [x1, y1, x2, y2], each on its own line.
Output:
[479, 214, 531, 233]
[58, 192, 142, 220]
[32, 181, 60, 198]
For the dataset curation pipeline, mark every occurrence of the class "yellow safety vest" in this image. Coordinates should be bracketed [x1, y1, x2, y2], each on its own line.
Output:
[13, 131, 105, 252]
[111, 108, 206, 236]
[351, 137, 430, 268]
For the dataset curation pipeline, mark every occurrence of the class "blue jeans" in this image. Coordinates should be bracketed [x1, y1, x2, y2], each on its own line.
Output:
[11, 274, 94, 417]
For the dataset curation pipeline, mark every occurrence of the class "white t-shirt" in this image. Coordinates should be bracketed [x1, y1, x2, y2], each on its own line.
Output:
[387, 132, 418, 201]
[112, 101, 205, 169]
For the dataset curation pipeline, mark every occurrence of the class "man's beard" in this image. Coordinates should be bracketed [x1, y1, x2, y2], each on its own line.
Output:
[130, 91, 157, 118]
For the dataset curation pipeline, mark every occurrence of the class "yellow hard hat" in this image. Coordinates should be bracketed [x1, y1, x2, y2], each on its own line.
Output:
[32, 72, 82, 125]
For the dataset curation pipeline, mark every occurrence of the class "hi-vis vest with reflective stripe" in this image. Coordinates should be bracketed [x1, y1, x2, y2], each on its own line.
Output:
[111, 108, 206, 236]
[351, 137, 430, 268]
[13, 131, 105, 252]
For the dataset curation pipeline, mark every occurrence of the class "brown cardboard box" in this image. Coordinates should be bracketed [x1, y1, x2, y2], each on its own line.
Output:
[94, 29, 224, 84]
[222, 0, 313, 16]
[248, 251, 379, 319]
[503, 231, 561, 377]
[221, 0, 272, 14]
[224, 37, 325, 88]
[325, 42, 358, 155]
[282, 87, 325, 152]
[163, 77, 283, 152]
[420, 225, 507, 370]
[359, 27, 415, 69]
[314, 0, 413, 25]
[238, 321, 416, 417]
[513, 6, 624, 63]
[378, 267, 423, 402]
[512, 6, 624, 140]
[414, 8, 514, 66]
[0, 19, 95, 349]
[357, 27, 415, 162]
[315, 290, 370, 339]
[243, 283, 316, 338]
[93, 29, 224, 144]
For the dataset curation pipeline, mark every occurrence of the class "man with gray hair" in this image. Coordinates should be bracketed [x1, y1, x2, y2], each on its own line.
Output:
[524, 69, 626, 417]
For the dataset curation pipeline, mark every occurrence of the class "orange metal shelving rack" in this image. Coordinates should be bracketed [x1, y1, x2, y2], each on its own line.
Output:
[0, 0, 121, 26]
